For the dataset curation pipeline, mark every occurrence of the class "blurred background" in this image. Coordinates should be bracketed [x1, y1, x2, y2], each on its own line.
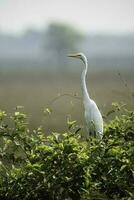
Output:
[0, 0, 134, 132]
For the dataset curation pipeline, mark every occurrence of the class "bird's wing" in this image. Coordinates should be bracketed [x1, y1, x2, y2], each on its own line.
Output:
[85, 100, 103, 136]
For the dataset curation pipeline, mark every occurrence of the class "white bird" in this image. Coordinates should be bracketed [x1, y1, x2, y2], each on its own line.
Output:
[68, 53, 103, 139]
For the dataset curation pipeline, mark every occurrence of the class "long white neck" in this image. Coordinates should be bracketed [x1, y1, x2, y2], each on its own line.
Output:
[81, 60, 91, 104]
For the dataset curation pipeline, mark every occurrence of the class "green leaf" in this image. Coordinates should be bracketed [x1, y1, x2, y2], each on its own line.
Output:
[120, 164, 127, 171]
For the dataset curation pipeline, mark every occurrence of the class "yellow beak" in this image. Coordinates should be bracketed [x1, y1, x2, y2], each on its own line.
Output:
[67, 53, 79, 58]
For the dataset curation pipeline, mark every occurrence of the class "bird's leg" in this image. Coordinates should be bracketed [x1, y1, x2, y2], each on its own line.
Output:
[90, 120, 96, 137]
[86, 121, 95, 138]
[88, 130, 92, 137]
[85, 127, 91, 139]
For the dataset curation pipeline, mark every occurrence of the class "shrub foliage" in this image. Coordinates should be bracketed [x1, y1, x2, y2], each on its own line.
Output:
[0, 105, 134, 200]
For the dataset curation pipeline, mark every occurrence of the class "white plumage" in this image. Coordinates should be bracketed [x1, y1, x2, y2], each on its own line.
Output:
[68, 53, 103, 138]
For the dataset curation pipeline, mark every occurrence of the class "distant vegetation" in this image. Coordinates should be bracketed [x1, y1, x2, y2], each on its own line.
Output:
[0, 22, 134, 71]
[0, 104, 134, 199]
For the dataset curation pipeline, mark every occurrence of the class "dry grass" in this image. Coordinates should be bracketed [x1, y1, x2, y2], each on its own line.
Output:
[0, 68, 133, 133]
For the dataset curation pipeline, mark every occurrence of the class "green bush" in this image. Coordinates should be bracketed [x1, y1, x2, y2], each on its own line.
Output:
[0, 106, 134, 200]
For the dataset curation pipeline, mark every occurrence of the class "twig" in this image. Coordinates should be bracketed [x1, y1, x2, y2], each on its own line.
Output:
[48, 93, 81, 107]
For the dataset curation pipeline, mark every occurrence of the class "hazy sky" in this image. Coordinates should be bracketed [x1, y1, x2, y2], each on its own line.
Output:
[0, 0, 134, 34]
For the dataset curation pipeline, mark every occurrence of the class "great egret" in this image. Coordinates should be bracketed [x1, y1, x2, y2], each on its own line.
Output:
[68, 53, 103, 138]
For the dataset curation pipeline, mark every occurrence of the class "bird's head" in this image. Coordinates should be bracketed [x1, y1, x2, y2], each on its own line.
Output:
[67, 52, 87, 65]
